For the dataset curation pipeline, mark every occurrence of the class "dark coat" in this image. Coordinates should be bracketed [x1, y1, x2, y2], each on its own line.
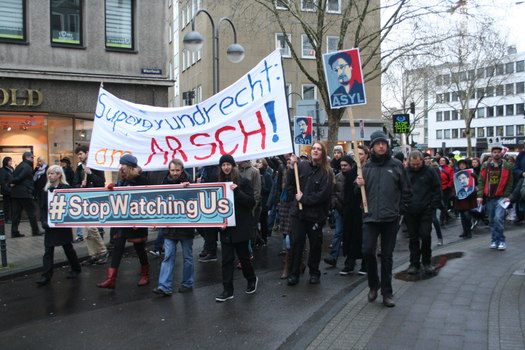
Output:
[406, 164, 442, 215]
[113, 172, 149, 240]
[160, 171, 195, 241]
[40, 183, 74, 247]
[0, 165, 14, 195]
[220, 177, 255, 244]
[10, 159, 35, 199]
[288, 160, 334, 223]
[33, 164, 49, 198]
[73, 163, 105, 188]
[63, 166, 75, 186]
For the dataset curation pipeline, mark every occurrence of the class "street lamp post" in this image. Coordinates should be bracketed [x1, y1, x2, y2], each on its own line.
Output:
[183, 9, 245, 95]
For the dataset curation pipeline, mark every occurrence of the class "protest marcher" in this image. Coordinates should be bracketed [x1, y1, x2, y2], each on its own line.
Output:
[455, 159, 477, 239]
[512, 150, 525, 223]
[477, 143, 514, 251]
[36, 165, 81, 285]
[153, 159, 195, 296]
[0, 157, 14, 223]
[215, 155, 258, 302]
[277, 155, 295, 279]
[73, 146, 109, 265]
[324, 154, 353, 267]
[331, 145, 344, 175]
[405, 151, 442, 275]
[340, 146, 368, 275]
[33, 156, 49, 207]
[256, 158, 273, 246]
[238, 159, 262, 249]
[97, 154, 150, 289]
[438, 157, 454, 226]
[426, 155, 444, 246]
[287, 142, 334, 286]
[357, 131, 411, 307]
[60, 157, 75, 188]
[10, 152, 43, 238]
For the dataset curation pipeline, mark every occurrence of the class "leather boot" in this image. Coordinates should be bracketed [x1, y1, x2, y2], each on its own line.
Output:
[280, 249, 291, 279]
[97, 268, 118, 289]
[137, 264, 150, 286]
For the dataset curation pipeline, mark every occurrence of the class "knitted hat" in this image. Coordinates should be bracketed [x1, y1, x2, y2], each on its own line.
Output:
[370, 130, 388, 147]
[219, 154, 236, 167]
[340, 155, 353, 165]
[120, 154, 138, 167]
[333, 145, 343, 154]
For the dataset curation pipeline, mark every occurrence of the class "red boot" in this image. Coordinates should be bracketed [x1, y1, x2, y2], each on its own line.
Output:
[137, 264, 150, 286]
[97, 268, 118, 289]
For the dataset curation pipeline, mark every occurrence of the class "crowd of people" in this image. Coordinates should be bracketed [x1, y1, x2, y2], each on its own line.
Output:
[3, 133, 525, 307]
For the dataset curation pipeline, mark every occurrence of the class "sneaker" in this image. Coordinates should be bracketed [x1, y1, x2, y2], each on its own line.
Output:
[407, 265, 420, 275]
[339, 266, 354, 275]
[497, 242, 506, 251]
[215, 291, 234, 302]
[95, 252, 109, 265]
[437, 239, 443, 246]
[246, 277, 258, 294]
[490, 242, 498, 249]
[357, 268, 367, 275]
[323, 257, 337, 267]
[152, 287, 173, 296]
[199, 254, 218, 263]
[74, 236, 84, 243]
[178, 285, 193, 293]
[148, 250, 161, 257]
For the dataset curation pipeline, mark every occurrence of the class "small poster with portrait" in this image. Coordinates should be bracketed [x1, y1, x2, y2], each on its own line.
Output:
[454, 169, 475, 200]
[294, 116, 313, 145]
[322, 48, 367, 109]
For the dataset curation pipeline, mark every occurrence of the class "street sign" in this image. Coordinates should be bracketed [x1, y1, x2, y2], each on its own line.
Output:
[393, 114, 410, 134]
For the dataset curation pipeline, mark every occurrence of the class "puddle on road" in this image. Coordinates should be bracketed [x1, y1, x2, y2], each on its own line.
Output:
[394, 252, 464, 282]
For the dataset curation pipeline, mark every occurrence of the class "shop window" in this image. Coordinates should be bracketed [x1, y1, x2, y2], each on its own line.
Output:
[0, 0, 26, 42]
[51, 0, 82, 46]
[105, 0, 134, 50]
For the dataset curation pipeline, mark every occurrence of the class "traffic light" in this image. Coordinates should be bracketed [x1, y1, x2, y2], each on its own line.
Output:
[410, 102, 415, 114]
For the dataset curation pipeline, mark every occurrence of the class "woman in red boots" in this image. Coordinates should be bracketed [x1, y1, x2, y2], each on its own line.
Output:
[97, 154, 150, 289]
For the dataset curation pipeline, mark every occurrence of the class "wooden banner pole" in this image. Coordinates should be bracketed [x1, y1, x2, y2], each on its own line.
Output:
[345, 107, 369, 213]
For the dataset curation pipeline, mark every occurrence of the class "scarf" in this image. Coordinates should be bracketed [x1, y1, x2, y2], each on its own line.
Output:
[33, 164, 47, 181]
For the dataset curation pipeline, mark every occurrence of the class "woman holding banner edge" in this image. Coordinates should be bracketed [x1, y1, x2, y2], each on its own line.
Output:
[97, 154, 150, 289]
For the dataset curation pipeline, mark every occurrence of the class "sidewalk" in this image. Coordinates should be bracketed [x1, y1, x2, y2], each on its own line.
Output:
[304, 223, 525, 350]
[0, 221, 159, 280]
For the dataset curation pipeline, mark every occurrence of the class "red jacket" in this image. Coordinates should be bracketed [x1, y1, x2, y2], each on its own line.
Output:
[439, 165, 454, 190]
[477, 160, 513, 198]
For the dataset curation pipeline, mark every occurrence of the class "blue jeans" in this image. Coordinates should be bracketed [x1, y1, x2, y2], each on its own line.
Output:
[157, 238, 194, 293]
[329, 210, 344, 260]
[154, 229, 165, 252]
[486, 198, 506, 243]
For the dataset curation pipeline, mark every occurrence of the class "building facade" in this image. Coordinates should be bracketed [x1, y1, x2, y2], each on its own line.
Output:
[0, 0, 171, 169]
[175, 0, 382, 148]
[414, 49, 525, 156]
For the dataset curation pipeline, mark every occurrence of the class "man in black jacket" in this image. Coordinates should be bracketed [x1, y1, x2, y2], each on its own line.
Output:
[405, 151, 442, 275]
[0, 157, 14, 223]
[10, 152, 43, 238]
[357, 131, 411, 307]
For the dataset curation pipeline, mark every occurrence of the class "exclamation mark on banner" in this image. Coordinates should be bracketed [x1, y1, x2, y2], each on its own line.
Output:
[264, 101, 279, 142]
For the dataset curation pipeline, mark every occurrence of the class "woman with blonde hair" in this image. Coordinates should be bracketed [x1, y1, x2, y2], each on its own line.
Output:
[36, 165, 81, 285]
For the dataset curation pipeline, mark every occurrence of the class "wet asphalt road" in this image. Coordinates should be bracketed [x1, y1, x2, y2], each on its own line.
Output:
[0, 219, 466, 349]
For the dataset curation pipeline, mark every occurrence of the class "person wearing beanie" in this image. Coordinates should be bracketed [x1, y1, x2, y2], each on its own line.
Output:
[331, 146, 344, 174]
[286, 142, 334, 286]
[215, 154, 258, 302]
[356, 130, 411, 307]
[324, 153, 353, 267]
[98, 154, 150, 289]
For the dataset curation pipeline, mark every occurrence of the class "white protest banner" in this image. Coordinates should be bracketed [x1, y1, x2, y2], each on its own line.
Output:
[88, 50, 293, 171]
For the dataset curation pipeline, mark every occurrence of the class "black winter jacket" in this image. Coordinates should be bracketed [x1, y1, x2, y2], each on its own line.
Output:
[362, 152, 411, 223]
[40, 183, 74, 247]
[220, 177, 255, 244]
[288, 160, 334, 223]
[73, 163, 105, 188]
[406, 164, 442, 215]
[160, 171, 195, 241]
[10, 159, 35, 199]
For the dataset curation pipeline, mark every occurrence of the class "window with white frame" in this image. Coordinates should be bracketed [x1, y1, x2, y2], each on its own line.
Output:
[302, 34, 315, 58]
[477, 107, 485, 118]
[196, 85, 202, 104]
[326, 36, 339, 53]
[302, 84, 316, 100]
[506, 125, 514, 136]
[486, 126, 494, 137]
[181, 5, 186, 28]
[276, 0, 289, 10]
[444, 129, 451, 139]
[506, 104, 514, 116]
[436, 130, 443, 139]
[276, 33, 291, 58]
[477, 127, 484, 137]
[327, 0, 341, 13]
[517, 125, 524, 136]
[301, 0, 316, 11]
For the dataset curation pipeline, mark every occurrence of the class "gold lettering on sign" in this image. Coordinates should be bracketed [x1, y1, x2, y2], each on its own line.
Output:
[0, 88, 43, 107]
